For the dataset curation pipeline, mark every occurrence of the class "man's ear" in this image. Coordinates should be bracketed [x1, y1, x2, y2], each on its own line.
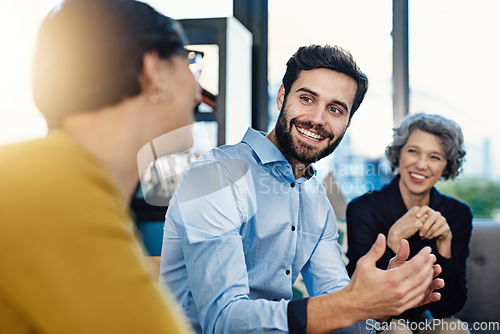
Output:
[345, 109, 355, 129]
[346, 118, 352, 129]
[276, 84, 285, 111]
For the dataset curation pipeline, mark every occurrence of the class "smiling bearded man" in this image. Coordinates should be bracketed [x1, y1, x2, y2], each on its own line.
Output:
[159, 44, 444, 334]
[274, 90, 346, 165]
[270, 61, 357, 171]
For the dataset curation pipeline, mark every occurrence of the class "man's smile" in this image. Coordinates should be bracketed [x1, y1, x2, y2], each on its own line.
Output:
[295, 125, 326, 142]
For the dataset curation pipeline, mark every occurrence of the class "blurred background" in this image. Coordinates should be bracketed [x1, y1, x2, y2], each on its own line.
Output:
[1, 0, 499, 220]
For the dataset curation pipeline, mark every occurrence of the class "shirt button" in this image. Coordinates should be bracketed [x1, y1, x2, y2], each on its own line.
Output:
[291, 226, 296, 231]
[290, 182, 296, 188]
[285, 269, 290, 275]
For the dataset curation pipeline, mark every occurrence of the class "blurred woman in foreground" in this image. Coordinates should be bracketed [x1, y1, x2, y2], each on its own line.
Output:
[0, 0, 201, 332]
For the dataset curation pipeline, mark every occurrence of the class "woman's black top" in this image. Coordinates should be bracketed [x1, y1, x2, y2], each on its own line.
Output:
[346, 174, 472, 320]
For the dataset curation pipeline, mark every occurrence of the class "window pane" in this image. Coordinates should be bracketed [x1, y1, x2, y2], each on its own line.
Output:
[409, 0, 500, 180]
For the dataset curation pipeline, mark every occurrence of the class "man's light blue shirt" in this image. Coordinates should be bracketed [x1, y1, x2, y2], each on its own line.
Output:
[160, 127, 350, 333]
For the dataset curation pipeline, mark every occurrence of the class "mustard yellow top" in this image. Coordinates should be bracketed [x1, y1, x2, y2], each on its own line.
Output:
[0, 131, 192, 334]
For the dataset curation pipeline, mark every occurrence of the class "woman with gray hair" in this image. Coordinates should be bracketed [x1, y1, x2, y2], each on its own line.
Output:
[346, 113, 472, 333]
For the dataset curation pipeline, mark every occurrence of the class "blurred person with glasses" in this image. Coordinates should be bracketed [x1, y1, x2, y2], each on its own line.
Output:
[0, 0, 202, 332]
[187, 49, 204, 80]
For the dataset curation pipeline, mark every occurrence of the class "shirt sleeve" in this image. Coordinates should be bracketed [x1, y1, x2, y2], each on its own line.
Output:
[300, 203, 351, 297]
[287, 298, 308, 333]
[165, 158, 291, 333]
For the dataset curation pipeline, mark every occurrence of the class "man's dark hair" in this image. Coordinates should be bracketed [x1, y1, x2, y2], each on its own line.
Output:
[32, 0, 188, 128]
[282, 45, 368, 120]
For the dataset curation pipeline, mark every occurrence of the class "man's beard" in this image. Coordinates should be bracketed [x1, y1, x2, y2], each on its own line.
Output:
[275, 103, 345, 165]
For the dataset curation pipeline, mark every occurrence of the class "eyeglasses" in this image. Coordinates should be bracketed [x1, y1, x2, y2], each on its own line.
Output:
[186, 49, 204, 80]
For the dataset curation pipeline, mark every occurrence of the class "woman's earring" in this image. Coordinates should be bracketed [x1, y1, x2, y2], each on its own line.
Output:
[148, 81, 167, 104]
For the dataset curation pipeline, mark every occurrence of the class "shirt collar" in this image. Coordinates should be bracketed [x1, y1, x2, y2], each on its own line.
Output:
[241, 127, 288, 164]
[241, 127, 317, 179]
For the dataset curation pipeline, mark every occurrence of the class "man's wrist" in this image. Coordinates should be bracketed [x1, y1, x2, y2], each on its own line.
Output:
[306, 288, 361, 333]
